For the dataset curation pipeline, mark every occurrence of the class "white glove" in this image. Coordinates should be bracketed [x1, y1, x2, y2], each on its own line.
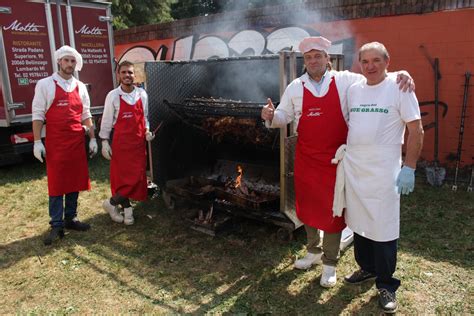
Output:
[89, 138, 98, 158]
[101, 140, 112, 160]
[82, 125, 90, 133]
[145, 131, 155, 142]
[33, 140, 46, 163]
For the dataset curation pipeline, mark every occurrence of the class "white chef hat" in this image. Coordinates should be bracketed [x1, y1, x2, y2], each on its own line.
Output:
[54, 45, 83, 71]
[298, 36, 332, 54]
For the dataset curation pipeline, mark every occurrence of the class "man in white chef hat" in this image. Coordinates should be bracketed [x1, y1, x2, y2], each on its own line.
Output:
[262, 36, 415, 288]
[32, 45, 98, 246]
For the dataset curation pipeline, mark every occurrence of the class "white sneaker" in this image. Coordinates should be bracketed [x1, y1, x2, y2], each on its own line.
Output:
[294, 252, 323, 270]
[320, 264, 337, 288]
[123, 207, 134, 225]
[102, 199, 123, 223]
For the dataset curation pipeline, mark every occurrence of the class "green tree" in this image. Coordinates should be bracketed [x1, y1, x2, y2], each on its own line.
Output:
[171, 0, 306, 19]
[111, 0, 176, 30]
[171, 0, 218, 20]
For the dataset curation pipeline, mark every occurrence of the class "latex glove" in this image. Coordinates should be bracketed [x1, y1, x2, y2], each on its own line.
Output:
[145, 131, 155, 142]
[101, 140, 112, 160]
[88, 138, 98, 158]
[33, 140, 46, 163]
[396, 166, 415, 195]
[261, 98, 275, 121]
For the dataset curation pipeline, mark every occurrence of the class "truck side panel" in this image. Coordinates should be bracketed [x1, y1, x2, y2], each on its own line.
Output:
[0, 0, 54, 120]
[71, 5, 114, 108]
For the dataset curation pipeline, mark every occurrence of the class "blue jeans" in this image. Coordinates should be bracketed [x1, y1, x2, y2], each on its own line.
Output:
[49, 192, 79, 228]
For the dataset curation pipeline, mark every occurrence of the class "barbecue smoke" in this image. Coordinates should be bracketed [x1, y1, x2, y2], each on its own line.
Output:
[196, 1, 355, 102]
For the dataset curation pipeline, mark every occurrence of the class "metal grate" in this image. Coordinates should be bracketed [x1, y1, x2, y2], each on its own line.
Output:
[165, 97, 267, 119]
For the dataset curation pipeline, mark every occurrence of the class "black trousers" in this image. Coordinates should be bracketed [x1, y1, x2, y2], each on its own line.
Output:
[353, 233, 400, 292]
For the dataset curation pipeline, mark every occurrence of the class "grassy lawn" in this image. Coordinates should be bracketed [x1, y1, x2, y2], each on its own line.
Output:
[0, 157, 472, 314]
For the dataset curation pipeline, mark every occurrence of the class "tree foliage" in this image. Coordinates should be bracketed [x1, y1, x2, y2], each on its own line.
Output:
[111, 0, 176, 30]
[112, 0, 306, 29]
[172, 0, 306, 19]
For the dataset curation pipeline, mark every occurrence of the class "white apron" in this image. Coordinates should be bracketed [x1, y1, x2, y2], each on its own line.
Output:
[344, 144, 402, 241]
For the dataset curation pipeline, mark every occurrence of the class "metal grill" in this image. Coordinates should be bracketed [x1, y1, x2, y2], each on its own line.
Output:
[164, 98, 267, 119]
[144, 53, 343, 232]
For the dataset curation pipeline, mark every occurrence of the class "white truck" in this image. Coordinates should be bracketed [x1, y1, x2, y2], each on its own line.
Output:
[0, 0, 115, 165]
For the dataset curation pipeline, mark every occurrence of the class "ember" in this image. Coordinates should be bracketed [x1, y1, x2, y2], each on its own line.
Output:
[235, 165, 242, 188]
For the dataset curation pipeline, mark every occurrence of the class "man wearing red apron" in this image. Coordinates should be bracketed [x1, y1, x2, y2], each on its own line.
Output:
[32, 46, 98, 246]
[100, 61, 154, 225]
[262, 37, 414, 287]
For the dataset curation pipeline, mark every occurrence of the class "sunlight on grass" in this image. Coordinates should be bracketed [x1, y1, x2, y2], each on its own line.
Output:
[0, 159, 472, 313]
[286, 269, 319, 296]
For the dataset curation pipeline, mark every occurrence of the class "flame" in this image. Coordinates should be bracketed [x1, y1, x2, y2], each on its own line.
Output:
[234, 165, 243, 188]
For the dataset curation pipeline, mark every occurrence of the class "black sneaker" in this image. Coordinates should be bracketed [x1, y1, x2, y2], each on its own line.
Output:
[344, 269, 376, 284]
[378, 288, 397, 314]
[44, 227, 65, 245]
[65, 219, 90, 231]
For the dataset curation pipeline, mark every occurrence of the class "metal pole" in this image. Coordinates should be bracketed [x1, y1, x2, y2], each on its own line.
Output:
[55, 0, 65, 46]
[279, 51, 288, 213]
[65, 0, 78, 79]
[44, 1, 57, 73]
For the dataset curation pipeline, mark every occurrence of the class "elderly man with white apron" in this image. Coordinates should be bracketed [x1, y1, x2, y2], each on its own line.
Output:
[100, 61, 154, 225]
[343, 42, 424, 314]
[32, 45, 98, 246]
[262, 37, 415, 287]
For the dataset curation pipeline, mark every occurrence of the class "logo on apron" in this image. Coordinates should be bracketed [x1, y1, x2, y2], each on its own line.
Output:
[307, 107, 323, 117]
[56, 99, 69, 107]
[121, 111, 134, 119]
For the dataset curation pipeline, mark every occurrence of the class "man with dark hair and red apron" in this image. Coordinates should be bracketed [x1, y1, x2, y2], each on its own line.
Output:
[32, 45, 98, 246]
[100, 61, 154, 225]
[261, 36, 414, 287]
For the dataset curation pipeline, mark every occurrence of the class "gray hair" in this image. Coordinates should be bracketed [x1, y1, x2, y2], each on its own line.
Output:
[358, 42, 390, 61]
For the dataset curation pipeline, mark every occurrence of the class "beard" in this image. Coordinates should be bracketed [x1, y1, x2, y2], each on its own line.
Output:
[306, 65, 327, 78]
[59, 65, 74, 75]
[121, 78, 133, 85]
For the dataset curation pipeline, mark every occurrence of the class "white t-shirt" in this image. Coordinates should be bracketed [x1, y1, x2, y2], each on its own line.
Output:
[99, 86, 149, 140]
[32, 72, 91, 122]
[347, 76, 421, 146]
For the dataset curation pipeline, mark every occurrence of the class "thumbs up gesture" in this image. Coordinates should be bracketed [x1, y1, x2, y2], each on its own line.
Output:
[261, 98, 275, 121]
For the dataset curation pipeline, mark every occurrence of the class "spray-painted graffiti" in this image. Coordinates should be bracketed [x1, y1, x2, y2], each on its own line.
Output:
[117, 26, 354, 68]
[419, 101, 449, 131]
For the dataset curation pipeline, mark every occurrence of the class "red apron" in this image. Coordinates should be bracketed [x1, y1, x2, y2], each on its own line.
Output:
[110, 95, 147, 201]
[45, 80, 90, 196]
[294, 78, 348, 232]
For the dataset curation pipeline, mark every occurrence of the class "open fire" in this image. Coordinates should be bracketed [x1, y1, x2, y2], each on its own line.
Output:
[148, 53, 317, 237]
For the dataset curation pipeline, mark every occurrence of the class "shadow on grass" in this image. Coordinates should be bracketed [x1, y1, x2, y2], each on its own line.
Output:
[0, 155, 110, 186]
[399, 180, 473, 268]
[0, 196, 361, 313]
[0, 170, 472, 312]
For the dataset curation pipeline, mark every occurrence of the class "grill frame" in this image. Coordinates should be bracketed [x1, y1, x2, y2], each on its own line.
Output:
[143, 52, 344, 231]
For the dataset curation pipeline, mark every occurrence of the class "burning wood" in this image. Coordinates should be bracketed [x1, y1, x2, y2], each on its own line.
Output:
[224, 165, 272, 200]
[233, 165, 249, 195]
[195, 204, 214, 225]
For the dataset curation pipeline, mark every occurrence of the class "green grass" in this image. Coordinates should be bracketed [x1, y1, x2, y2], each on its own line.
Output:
[0, 157, 472, 314]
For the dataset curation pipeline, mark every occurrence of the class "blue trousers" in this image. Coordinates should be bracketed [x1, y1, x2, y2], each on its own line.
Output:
[49, 192, 79, 228]
[353, 233, 400, 292]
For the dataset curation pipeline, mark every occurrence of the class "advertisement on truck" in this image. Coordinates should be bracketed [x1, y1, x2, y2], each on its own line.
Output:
[0, 0, 115, 165]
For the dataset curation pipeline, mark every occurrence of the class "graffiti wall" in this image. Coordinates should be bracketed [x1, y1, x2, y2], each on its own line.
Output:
[115, 9, 474, 167]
